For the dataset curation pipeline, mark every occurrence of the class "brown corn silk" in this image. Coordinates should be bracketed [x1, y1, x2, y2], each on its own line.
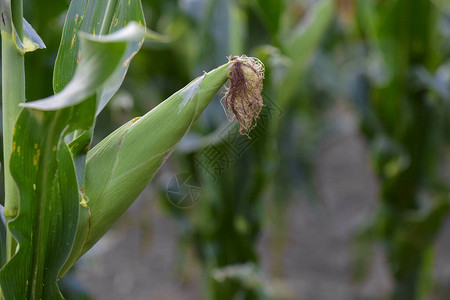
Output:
[222, 55, 265, 136]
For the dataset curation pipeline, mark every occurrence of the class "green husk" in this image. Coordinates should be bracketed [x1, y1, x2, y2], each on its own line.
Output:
[59, 61, 234, 275]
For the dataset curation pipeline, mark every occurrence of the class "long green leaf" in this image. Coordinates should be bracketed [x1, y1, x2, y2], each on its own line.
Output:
[0, 24, 148, 300]
[53, 0, 145, 106]
[0, 110, 80, 300]
[279, 0, 335, 108]
[253, 0, 285, 36]
[51, 0, 165, 187]
[24, 24, 147, 112]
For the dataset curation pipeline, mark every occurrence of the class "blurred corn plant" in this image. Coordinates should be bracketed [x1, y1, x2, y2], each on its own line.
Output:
[305, 0, 450, 299]
[0, 0, 264, 298]
[354, 0, 450, 299]
[149, 0, 336, 299]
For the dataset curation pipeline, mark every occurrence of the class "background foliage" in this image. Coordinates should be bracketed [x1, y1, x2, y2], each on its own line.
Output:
[1, 0, 450, 299]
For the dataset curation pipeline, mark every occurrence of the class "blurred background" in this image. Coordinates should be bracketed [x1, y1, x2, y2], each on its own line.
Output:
[5, 0, 450, 299]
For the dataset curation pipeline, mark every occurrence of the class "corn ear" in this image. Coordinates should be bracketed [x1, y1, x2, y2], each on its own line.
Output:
[59, 61, 233, 275]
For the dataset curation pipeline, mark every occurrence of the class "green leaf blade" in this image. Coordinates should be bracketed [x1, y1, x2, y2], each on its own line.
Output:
[279, 0, 335, 107]
[22, 30, 129, 111]
[0, 109, 78, 300]
[53, 0, 145, 97]
[0, 22, 149, 299]
[51, 0, 152, 197]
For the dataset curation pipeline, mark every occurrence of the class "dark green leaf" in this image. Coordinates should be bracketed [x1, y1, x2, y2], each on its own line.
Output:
[0, 23, 148, 299]
[253, 0, 285, 36]
[0, 108, 80, 299]
[53, 0, 145, 103]
[279, 0, 335, 108]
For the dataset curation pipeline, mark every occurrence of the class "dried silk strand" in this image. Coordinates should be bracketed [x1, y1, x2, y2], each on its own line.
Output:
[222, 55, 265, 137]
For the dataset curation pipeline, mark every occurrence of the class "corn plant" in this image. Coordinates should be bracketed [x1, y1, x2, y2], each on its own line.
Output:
[152, 1, 335, 299]
[350, 0, 450, 299]
[311, 0, 450, 298]
[0, 0, 264, 298]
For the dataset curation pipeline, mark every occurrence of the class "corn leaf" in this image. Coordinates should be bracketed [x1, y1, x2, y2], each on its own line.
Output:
[0, 111, 80, 300]
[0, 24, 147, 300]
[229, 1, 247, 55]
[51, 0, 165, 187]
[253, 0, 285, 36]
[279, 0, 335, 108]
[24, 24, 146, 112]
[60, 62, 233, 273]
[53, 0, 146, 108]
